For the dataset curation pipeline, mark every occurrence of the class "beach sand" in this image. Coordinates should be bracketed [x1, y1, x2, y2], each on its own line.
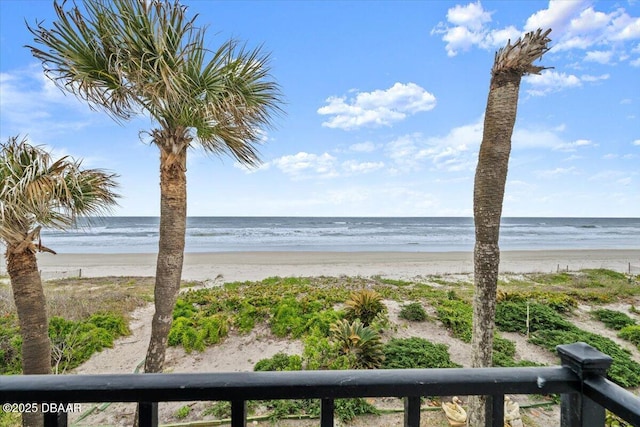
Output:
[27, 249, 640, 282]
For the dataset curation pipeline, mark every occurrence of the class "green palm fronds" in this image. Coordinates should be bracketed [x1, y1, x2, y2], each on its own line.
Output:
[27, 0, 283, 167]
[330, 319, 384, 369]
[0, 136, 119, 253]
[344, 289, 386, 327]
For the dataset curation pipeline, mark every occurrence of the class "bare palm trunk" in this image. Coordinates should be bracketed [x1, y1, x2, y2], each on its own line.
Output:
[144, 144, 187, 373]
[468, 29, 551, 427]
[7, 246, 52, 427]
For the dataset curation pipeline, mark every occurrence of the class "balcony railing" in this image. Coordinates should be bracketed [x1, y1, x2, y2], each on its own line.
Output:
[2, 342, 640, 427]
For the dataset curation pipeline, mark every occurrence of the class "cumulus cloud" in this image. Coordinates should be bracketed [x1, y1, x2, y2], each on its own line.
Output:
[584, 50, 614, 64]
[341, 160, 384, 174]
[522, 70, 608, 96]
[432, 1, 522, 56]
[434, 1, 640, 65]
[633, 139, 640, 146]
[349, 142, 378, 152]
[553, 139, 596, 152]
[318, 83, 436, 130]
[270, 152, 338, 179]
[524, 70, 582, 96]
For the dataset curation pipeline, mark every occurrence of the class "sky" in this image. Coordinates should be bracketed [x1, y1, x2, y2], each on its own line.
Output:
[1, 0, 639, 217]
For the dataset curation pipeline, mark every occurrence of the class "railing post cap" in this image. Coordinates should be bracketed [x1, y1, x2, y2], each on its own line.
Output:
[556, 342, 613, 377]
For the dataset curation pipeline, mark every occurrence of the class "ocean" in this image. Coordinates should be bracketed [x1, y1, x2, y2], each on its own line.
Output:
[34, 217, 640, 254]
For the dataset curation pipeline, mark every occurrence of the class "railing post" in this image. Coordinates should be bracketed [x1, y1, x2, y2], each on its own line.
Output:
[404, 396, 420, 427]
[557, 342, 613, 427]
[231, 400, 246, 427]
[491, 395, 504, 427]
[138, 402, 158, 427]
[320, 399, 334, 427]
[43, 410, 67, 427]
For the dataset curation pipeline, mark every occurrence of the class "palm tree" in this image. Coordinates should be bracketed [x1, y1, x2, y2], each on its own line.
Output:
[27, 0, 282, 374]
[0, 136, 118, 427]
[467, 29, 552, 427]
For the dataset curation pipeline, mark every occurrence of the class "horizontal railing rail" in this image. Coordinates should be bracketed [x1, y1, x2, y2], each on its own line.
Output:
[1, 342, 639, 427]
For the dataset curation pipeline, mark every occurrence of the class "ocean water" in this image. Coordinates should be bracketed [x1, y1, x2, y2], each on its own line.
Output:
[33, 217, 640, 254]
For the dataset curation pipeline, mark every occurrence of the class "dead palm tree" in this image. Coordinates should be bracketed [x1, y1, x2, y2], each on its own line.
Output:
[27, 0, 282, 374]
[468, 29, 552, 427]
[0, 136, 118, 427]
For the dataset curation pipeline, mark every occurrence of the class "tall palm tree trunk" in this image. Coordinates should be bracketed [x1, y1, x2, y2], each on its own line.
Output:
[7, 246, 52, 427]
[144, 145, 187, 373]
[468, 72, 521, 427]
[468, 29, 551, 427]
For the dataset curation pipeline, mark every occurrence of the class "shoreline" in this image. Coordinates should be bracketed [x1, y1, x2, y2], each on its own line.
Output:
[19, 249, 640, 282]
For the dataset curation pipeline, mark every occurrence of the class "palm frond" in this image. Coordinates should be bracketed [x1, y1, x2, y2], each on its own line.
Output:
[0, 136, 119, 251]
[493, 28, 552, 76]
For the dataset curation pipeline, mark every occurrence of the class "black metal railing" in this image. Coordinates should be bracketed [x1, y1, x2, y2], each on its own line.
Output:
[2, 342, 640, 427]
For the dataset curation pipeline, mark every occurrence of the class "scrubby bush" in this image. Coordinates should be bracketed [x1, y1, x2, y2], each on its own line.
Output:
[619, 325, 640, 349]
[49, 314, 128, 373]
[592, 309, 636, 330]
[254, 352, 302, 372]
[0, 315, 22, 374]
[530, 329, 640, 388]
[435, 299, 472, 342]
[496, 301, 573, 334]
[382, 337, 460, 369]
[497, 291, 577, 313]
[399, 302, 428, 321]
[344, 289, 385, 327]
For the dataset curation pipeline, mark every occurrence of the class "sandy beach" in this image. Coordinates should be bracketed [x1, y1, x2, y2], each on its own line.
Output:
[24, 249, 640, 282]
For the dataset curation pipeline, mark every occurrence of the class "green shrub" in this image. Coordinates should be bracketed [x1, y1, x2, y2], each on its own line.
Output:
[435, 299, 472, 342]
[330, 319, 384, 369]
[254, 352, 303, 372]
[344, 290, 385, 327]
[302, 333, 354, 370]
[592, 309, 636, 330]
[399, 302, 428, 321]
[531, 329, 640, 388]
[270, 298, 306, 337]
[0, 315, 22, 374]
[48, 315, 125, 372]
[174, 405, 191, 419]
[88, 312, 130, 336]
[619, 325, 640, 349]
[498, 291, 577, 313]
[382, 338, 460, 369]
[496, 301, 573, 334]
[334, 398, 379, 422]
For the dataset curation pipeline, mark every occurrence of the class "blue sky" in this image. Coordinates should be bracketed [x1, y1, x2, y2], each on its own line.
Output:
[1, 0, 639, 217]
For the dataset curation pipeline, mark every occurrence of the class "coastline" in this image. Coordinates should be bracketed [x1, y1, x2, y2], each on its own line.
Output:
[24, 249, 640, 282]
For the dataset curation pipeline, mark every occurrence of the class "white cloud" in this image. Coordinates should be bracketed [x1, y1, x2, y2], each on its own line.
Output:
[341, 160, 384, 174]
[349, 142, 377, 153]
[270, 152, 338, 179]
[524, 0, 587, 34]
[633, 139, 640, 146]
[524, 70, 582, 96]
[580, 73, 610, 82]
[553, 139, 596, 152]
[432, 2, 522, 56]
[584, 50, 613, 63]
[535, 166, 578, 178]
[447, 1, 492, 31]
[436, 1, 640, 66]
[386, 120, 482, 173]
[318, 83, 436, 130]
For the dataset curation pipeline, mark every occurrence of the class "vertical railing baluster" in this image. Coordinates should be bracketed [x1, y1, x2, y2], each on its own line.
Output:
[404, 396, 421, 427]
[492, 395, 504, 427]
[138, 402, 158, 427]
[231, 400, 246, 427]
[320, 398, 334, 427]
[43, 410, 67, 427]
